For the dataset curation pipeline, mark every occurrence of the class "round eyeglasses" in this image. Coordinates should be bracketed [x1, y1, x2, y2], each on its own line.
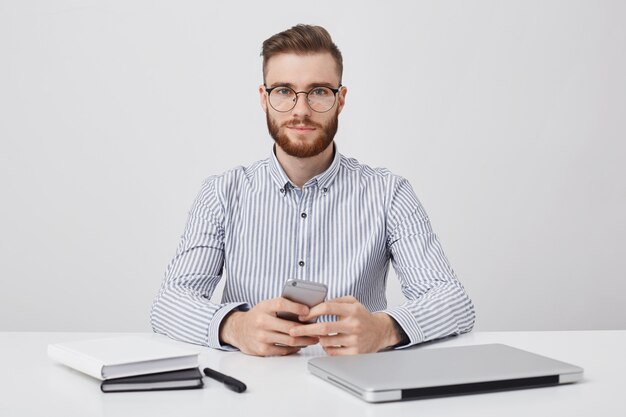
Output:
[265, 85, 342, 113]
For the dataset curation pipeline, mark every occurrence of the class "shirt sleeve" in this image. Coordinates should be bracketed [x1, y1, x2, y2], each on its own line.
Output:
[382, 177, 476, 348]
[150, 177, 249, 350]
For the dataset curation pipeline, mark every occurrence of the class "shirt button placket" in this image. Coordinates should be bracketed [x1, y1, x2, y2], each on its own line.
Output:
[296, 188, 311, 279]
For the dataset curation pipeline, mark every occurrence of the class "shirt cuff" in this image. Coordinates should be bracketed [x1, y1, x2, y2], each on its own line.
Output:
[381, 306, 425, 349]
[207, 302, 250, 351]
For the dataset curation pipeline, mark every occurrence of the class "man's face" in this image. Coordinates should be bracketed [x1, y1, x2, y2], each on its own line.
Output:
[260, 52, 346, 158]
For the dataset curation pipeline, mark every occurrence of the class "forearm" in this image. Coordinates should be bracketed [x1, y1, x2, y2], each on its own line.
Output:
[383, 281, 475, 347]
[373, 313, 406, 349]
[218, 310, 245, 347]
[151, 176, 252, 349]
[150, 278, 248, 349]
[386, 182, 476, 347]
[151, 208, 248, 349]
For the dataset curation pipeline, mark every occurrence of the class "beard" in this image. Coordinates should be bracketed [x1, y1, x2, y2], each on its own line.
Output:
[266, 110, 339, 158]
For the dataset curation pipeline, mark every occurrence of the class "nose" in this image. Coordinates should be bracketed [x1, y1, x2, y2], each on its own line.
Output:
[291, 91, 312, 118]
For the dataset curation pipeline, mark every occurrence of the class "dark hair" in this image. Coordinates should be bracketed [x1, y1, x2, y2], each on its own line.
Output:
[261, 24, 343, 82]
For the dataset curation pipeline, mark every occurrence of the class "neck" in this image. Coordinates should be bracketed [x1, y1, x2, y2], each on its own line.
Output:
[275, 143, 335, 188]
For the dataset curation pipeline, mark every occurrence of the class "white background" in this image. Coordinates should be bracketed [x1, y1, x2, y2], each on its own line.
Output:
[1, 0, 624, 332]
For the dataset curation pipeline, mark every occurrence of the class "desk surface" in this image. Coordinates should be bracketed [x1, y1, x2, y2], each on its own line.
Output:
[0, 330, 623, 417]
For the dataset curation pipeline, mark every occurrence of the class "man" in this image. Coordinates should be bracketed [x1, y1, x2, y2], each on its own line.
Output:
[151, 24, 475, 357]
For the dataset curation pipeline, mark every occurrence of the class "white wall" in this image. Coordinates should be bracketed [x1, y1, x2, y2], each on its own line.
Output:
[1, 0, 624, 332]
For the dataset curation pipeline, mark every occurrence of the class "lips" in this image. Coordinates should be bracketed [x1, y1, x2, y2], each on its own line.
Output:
[287, 125, 316, 130]
[283, 119, 319, 130]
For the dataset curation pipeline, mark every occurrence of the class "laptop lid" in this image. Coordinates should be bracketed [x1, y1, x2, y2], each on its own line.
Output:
[307, 343, 583, 403]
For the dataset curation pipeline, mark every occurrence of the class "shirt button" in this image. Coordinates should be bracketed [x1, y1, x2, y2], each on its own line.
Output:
[322, 187, 328, 193]
[279, 188, 285, 193]
[301, 213, 307, 218]
[298, 261, 305, 267]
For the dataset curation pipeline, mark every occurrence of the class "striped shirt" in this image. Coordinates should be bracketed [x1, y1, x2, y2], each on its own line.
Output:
[150, 147, 475, 350]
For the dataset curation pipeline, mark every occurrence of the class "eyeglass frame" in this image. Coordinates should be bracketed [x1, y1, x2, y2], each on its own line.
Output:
[264, 84, 343, 113]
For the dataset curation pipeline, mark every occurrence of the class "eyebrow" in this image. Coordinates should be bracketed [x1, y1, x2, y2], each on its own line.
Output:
[267, 81, 339, 89]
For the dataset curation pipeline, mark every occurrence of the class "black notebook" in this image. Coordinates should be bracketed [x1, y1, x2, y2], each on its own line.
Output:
[101, 368, 204, 393]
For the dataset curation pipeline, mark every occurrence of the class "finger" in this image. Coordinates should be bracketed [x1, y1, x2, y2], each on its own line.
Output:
[289, 320, 351, 337]
[323, 345, 357, 356]
[252, 344, 301, 357]
[318, 334, 353, 348]
[266, 297, 310, 317]
[265, 345, 301, 356]
[270, 332, 319, 347]
[302, 302, 354, 321]
[267, 314, 312, 335]
[259, 317, 320, 345]
[327, 296, 359, 304]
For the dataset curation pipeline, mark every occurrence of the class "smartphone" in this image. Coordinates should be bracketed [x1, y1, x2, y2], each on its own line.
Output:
[277, 279, 328, 323]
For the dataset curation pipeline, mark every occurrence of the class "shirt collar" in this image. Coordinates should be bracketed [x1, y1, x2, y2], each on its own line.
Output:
[268, 146, 294, 192]
[268, 143, 342, 193]
[313, 144, 341, 191]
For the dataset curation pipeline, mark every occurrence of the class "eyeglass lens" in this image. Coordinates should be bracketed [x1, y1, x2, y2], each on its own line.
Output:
[269, 87, 336, 113]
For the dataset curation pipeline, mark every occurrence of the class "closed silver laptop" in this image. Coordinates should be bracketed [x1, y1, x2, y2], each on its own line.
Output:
[308, 344, 583, 403]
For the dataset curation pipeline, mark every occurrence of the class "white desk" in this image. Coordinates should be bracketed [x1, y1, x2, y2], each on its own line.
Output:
[0, 331, 623, 416]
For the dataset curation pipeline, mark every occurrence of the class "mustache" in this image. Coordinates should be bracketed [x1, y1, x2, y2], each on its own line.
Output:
[281, 117, 322, 128]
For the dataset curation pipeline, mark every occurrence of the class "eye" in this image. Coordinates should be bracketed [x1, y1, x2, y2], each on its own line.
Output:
[310, 87, 330, 96]
[274, 87, 293, 96]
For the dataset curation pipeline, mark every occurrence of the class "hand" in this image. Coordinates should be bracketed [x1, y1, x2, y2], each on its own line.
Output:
[219, 297, 320, 357]
[289, 296, 402, 355]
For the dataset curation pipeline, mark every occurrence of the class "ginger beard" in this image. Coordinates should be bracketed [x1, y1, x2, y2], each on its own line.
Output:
[266, 109, 339, 158]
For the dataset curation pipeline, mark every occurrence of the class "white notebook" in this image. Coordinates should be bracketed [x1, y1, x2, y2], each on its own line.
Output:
[48, 335, 199, 380]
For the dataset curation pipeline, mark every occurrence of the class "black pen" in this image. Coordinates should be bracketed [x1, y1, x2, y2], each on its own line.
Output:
[203, 367, 247, 393]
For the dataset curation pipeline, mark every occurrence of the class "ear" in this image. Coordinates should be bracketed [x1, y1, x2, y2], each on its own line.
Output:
[337, 86, 347, 115]
[259, 85, 268, 113]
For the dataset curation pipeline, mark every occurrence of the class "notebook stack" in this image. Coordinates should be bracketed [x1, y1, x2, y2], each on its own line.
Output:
[48, 335, 204, 393]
